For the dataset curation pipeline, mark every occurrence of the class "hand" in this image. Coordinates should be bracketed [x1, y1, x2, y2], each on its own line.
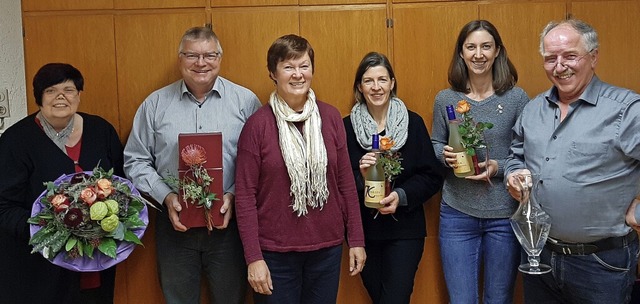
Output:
[213, 192, 234, 229]
[465, 159, 498, 183]
[164, 193, 187, 232]
[625, 197, 640, 232]
[506, 169, 531, 201]
[377, 191, 399, 215]
[442, 145, 459, 168]
[349, 247, 366, 276]
[358, 152, 377, 177]
[248, 260, 273, 295]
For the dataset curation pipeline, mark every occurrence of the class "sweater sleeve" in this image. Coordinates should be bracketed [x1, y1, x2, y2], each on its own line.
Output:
[234, 115, 266, 264]
[0, 127, 32, 241]
[431, 90, 450, 167]
[333, 113, 365, 248]
[397, 113, 444, 212]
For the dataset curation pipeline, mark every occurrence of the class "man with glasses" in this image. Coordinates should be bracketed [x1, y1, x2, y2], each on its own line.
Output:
[504, 19, 640, 303]
[124, 26, 260, 303]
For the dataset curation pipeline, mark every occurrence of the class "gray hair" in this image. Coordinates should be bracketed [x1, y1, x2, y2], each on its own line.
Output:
[178, 26, 223, 56]
[539, 19, 598, 55]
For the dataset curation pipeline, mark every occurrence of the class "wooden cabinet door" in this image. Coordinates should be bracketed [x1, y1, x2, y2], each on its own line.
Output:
[23, 14, 119, 131]
[571, 0, 640, 93]
[22, 0, 112, 11]
[393, 2, 476, 130]
[212, 0, 298, 7]
[300, 5, 388, 116]
[211, 8, 299, 103]
[114, 0, 205, 9]
[480, 1, 567, 99]
[114, 12, 206, 141]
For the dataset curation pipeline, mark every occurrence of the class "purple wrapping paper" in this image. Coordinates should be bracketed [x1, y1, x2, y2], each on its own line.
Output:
[29, 172, 149, 272]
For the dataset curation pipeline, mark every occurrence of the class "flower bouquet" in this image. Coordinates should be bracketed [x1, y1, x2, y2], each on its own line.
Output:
[455, 100, 493, 175]
[378, 136, 403, 188]
[28, 166, 149, 272]
[165, 133, 224, 231]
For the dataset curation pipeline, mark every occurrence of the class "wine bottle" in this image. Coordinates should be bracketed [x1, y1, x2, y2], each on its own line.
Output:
[446, 105, 473, 177]
[364, 134, 386, 208]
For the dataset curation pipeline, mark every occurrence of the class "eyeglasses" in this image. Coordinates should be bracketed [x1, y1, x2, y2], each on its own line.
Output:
[543, 52, 592, 68]
[43, 87, 79, 98]
[180, 52, 221, 62]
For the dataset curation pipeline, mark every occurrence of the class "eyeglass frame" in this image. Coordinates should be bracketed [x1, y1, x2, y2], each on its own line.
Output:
[179, 51, 222, 62]
[43, 87, 79, 98]
[542, 49, 594, 68]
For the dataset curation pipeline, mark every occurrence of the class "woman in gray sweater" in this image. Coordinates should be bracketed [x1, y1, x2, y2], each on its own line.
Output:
[431, 20, 529, 304]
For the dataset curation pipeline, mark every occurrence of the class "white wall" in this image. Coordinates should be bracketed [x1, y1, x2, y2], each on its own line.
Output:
[0, 0, 27, 135]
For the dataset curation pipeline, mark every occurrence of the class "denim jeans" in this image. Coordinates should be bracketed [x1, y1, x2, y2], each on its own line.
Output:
[360, 238, 424, 304]
[155, 213, 247, 304]
[254, 245, 342, 304]
[523, 235, 639, 304]
[439, 201, 521, 304]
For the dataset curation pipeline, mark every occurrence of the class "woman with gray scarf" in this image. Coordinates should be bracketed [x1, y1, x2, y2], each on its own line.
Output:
[344, 52, 444, 304]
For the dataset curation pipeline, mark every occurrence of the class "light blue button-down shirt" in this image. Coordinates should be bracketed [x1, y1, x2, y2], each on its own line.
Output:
[124, 77, 261, 205]
[505, 76, 640, 243]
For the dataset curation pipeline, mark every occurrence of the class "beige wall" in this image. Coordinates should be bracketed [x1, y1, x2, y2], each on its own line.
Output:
[0, 0, 27, 135]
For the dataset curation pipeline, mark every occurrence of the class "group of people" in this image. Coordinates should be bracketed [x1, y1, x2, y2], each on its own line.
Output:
[0, 17, 639, 304]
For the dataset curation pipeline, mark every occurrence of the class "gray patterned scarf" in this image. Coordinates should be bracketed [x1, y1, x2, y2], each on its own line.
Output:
[350, 97, 409, 151]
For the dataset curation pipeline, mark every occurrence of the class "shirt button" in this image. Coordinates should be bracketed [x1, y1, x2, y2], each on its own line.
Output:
[552, 135, 557, 140]
[545, 157, 550, 161]
[199, 126, 202, 130]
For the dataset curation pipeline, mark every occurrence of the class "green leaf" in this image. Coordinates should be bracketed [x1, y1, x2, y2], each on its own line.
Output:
[98, 238, 117, 259]
[77, 241, 84, 257]
[110, 222, 126, 241]
[84, 242, 95, 258]
[128, 198, 144, 213]
[65, 237, 78, 252]
[124, 230, 143, 246]
[125, 211, 146, 228]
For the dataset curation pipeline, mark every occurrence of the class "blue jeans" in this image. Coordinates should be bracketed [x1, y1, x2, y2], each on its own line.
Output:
[439, 201, 520, 304]
[155, 213, 247, 304]
[360, 238, 424, 304]
[523, 235, 639, 304]
[254, 245, 342, 304]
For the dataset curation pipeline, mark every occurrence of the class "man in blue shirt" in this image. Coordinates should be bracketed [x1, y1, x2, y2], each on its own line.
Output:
[124, 27, 261, 303]
[505, 19, 640, 304]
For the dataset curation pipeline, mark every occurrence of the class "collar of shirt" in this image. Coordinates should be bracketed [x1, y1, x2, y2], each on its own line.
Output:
[544, 75, 601, 107]
[178, 78, 224, 105]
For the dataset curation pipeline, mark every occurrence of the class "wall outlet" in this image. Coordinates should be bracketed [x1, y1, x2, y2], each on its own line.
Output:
[0, 88, 10, 118]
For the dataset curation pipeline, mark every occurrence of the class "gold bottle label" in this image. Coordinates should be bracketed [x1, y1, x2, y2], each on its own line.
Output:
[364, 180, 385, 208]
[452, 152, 472, 173]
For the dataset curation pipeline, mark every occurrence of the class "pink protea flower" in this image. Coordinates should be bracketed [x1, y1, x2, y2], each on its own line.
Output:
[181, 144, 207, 166]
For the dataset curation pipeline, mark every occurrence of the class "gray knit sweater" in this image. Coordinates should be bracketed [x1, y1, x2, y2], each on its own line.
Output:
[431, 87, 529, 218]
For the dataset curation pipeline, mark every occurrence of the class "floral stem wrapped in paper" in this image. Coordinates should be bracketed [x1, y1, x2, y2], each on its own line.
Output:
[27, 166, 151, 272]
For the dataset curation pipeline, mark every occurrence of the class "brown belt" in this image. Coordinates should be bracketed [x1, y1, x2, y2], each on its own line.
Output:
[545, 232, 638, 255]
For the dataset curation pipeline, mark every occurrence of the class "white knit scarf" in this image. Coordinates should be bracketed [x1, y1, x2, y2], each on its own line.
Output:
[350, 97, 409, 152]
[269, 89, 328, 216]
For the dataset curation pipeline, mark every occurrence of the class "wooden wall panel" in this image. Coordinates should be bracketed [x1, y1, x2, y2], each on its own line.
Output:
[114, 12, 206, 141]
[301, 0, 384, 5]
[392, 2, 476, 131]
[571, 0, 640, 93]
[114, 0, 206, 9]
[211, 0, 298, 7]
[22, 0, 113, 11]
[300, 5, 388, 116]
[211, 8, 299, 103]
[480, 1, 567, 99]
[23, 14, 119, 131]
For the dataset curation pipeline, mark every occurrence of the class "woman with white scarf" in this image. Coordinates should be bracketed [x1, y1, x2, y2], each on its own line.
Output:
[344, 52, 444, 304]
[235, 34, 366, 304]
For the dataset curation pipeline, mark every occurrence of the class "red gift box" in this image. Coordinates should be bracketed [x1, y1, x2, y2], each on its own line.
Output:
[178, 133, 224, 229]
